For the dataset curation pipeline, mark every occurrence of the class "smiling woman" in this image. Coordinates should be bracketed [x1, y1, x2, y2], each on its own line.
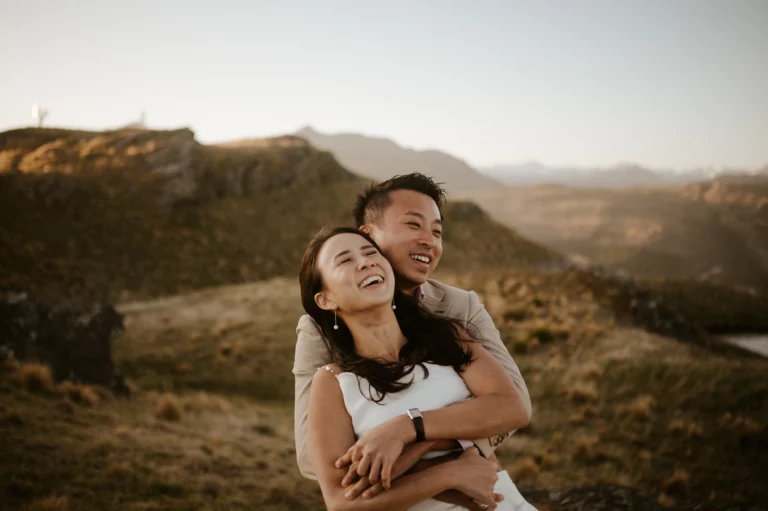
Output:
[298, 226, 472, 399]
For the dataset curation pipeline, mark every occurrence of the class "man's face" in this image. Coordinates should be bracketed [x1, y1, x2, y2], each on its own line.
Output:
[363, 190, 443, 292]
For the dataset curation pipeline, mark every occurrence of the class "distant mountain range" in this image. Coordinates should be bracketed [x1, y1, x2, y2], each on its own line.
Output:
[458, 174, 768, 295]
[481, 162, 768, 188]
[296, 126, 498, 193]
[297, 127, 766, 190]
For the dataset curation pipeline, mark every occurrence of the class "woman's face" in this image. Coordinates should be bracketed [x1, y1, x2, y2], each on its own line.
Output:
[314, 232, 396, 314]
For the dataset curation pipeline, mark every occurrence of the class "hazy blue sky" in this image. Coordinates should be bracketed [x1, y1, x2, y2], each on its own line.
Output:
[1, 0, 766, 169]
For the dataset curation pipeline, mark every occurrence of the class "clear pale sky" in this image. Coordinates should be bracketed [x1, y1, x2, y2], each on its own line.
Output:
[1, 0, 766, 169]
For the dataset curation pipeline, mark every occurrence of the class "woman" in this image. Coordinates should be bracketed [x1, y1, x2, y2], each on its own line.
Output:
[300, 226, 536, 511]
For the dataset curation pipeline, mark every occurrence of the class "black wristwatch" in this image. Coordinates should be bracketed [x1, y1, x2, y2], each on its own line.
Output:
[406, 408, 425, 442]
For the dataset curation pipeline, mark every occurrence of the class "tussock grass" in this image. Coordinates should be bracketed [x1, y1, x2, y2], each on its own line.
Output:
[155, 394, 182, 422]
[564, 382, 598, 403]
[661, 468, 689, 495]
[20, 363, 55, 394]
[22, 495, 69, 511]
[58, 381, 100, 407]
[510, 457, 539, 483]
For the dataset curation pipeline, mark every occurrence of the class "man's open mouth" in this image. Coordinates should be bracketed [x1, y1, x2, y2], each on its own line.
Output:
[411, 254, 431, 265]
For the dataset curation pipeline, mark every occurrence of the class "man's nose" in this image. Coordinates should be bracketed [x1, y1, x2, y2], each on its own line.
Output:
[417, 231, 435, 248]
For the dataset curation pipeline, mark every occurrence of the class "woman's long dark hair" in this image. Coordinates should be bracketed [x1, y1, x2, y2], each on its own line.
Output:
[299, 226, 474, 402]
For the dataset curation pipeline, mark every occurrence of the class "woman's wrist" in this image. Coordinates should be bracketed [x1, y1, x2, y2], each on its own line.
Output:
[396, 413, 417, 444]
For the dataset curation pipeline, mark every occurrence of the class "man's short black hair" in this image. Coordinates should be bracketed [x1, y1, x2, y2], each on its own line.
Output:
[353, 173, 447, 228]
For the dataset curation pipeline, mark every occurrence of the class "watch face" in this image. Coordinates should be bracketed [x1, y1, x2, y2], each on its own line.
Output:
[407, 408, 422, 419]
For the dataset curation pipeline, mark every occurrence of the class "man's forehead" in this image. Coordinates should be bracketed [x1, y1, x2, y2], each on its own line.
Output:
[385, 190, 441, 219]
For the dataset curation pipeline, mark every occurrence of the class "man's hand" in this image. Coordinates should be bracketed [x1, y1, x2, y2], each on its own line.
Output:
[340, 441, 443, 500]
[335, 414, 414, 489]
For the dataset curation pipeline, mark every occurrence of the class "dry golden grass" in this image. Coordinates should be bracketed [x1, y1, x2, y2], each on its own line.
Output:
[537, 452, 558, 469]
[668, 418, 686, 433]
[662, 468, 689, 495]
[568, 405, 597, 425]
[20, 363, 55, 394]
[571, 435, 599, 461]
[58, 381, 100, 407]
[564, 382, 598, 403]
[105, 461, 134, 477]
[155, 393, 182, 422]
[687, 422, 704, 438]
[113, 425, 134, 439]
[579, 361, 603, 381]
[658, 493, 676, 507]
[233, 341, 248, 362]
[22, 495, 69, 511]
[510, 457, 539, 483]
[622, 394, 656, 420]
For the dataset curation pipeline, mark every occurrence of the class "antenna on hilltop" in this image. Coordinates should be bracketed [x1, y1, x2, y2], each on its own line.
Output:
[32, 103, 49, 127]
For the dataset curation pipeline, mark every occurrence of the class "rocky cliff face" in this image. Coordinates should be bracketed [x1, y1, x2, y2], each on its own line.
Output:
[0, 291, 124, 389]
[0, 127, 358, 209]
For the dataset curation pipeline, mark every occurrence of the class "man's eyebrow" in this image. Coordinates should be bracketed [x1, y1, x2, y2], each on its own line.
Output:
[405, 211, 442, 225]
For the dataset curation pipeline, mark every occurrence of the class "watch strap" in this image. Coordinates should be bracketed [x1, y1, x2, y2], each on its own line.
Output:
[407, 408, 425, 442]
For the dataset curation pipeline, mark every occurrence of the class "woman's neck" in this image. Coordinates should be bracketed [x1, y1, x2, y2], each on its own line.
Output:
[342, 305, 406, 362]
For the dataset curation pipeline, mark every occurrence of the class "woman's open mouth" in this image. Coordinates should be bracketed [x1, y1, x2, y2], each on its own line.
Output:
[358, 275, 385, 289]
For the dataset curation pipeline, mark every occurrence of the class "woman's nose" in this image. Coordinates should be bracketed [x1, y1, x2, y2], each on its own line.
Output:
[358, 256, 377, 270]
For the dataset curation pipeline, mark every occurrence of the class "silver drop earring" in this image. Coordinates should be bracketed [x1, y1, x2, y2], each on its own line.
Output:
[392, 299, 396, 310]
[333, 309, 339, 330]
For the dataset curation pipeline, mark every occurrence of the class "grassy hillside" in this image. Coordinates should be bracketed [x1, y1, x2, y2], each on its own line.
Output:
[2, 272, 765, 510]
[459, 180, 768, 295]
[0, 127, 559, 302]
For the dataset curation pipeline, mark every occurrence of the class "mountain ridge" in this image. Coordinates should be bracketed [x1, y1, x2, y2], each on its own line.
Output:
[296, 126, 499, 192]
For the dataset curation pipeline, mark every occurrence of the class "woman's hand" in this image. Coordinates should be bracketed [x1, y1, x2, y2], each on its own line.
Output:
[335, 414, 414, 490]
[445, 447, 502, 510]
[341, 440, 450, 500]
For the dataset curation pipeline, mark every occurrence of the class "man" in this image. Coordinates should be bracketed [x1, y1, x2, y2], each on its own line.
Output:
[293, 173, 532, 500]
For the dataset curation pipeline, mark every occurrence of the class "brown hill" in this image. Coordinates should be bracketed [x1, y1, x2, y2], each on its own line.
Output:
[459, 179, 768, 295]
[2, 271, 765, 510]
[0, 127, 559, 302]
[296, 126, 498, 193]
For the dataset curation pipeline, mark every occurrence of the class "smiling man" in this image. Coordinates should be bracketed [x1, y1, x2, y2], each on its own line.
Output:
[293, 173, 532, 502]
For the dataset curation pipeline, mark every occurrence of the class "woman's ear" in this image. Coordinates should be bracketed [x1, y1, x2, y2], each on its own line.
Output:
[314, 291, 336, 311]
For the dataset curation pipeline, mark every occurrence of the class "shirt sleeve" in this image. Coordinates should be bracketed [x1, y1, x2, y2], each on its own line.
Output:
[465, 290, 533, 455]
[293, 315, 333, 479]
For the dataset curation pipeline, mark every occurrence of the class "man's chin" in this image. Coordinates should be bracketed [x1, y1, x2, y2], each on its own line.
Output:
[395, 271, 428, 291]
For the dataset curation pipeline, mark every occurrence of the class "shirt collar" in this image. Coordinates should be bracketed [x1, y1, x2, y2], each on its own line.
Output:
[414, 284, 425, 303]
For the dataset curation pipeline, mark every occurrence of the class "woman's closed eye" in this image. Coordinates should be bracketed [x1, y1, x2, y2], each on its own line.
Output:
[407, 221, 420, 229]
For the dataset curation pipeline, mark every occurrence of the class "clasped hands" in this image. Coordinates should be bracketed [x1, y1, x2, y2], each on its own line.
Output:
[333, 414, 505, 510]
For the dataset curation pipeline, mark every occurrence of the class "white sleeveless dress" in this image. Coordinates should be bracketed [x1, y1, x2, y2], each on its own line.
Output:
[329, 362, 537, 511]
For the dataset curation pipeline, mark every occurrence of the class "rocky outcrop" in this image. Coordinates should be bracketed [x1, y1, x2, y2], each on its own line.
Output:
[0, 291, 124, 390]
[0, 127, 359, 209]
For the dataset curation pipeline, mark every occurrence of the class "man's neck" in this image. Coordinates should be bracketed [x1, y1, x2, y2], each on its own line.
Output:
[396, 277, 424, 297]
